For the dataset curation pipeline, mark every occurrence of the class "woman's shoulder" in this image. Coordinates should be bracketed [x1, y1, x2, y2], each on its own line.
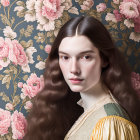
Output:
[89, 103, 140, 140]
[90, 115, 139, 140]
[103, 102, 130, 120]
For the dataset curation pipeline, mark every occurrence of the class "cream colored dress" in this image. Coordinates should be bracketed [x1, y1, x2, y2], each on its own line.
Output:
[64, 93, 139, 140]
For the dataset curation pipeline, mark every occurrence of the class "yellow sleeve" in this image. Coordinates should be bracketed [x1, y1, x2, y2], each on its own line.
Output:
[90, 116, 139, 140]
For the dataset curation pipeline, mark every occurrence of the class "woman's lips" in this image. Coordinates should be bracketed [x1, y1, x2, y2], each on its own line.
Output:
[69, 78, 83, 84]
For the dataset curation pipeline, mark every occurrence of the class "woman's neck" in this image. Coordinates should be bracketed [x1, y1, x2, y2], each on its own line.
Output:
[80, 82, 108, 110]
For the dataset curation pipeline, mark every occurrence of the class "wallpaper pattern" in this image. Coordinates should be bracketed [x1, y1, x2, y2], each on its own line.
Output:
[0, 0, 140, 139]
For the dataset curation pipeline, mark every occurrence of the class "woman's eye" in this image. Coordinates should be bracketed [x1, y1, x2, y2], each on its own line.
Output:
[60, 56, 69, 60]
[81, 55, 91, 60]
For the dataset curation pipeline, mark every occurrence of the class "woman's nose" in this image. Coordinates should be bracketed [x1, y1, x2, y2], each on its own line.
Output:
[70, 59, 81, 75]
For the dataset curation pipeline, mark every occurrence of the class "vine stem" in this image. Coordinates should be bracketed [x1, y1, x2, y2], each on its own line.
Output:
[8, 0, 19, 19]
[12, 66, 21, 100]
[4, 7, 7, 17]
[19, 100, 27, 112]
[13, 20, 25, 30]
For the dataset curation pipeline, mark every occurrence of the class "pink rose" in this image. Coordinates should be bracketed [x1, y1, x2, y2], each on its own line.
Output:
[96, 3, 106, 12]
[134, 16, 140, 32]
[5, 103, 14, 111]
[0, 108, 11, 136]
[22, 74, 44, 98]
[0, 37, 9, 60]
[119, 2, 139, 19]
[0, 38, 10, 69]
[8, 39, 28, 66]
[1, 0, 10, 7]
[24, 101, 33, 110]
[81, 0, 94, 10]
[123, 0, 140, 5]
[113, 10, 124, 21]
[45, 44, 52, 53]
[11, 111, 27, 139]
[41, 0, 64, 20]
[18, 82, 23, 88]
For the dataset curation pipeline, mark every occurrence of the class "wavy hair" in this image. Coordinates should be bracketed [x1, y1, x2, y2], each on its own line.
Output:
[24, 16, 140, 140]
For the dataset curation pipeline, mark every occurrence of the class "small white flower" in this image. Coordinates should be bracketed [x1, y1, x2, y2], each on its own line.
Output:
[129, 32, 140, 42]
[3, 26, 17, 39]
[68, 7, 79, 15]
[25, 0, 36, 22]
[124, 19, 134, 28]
[25, 11, 36, 22]
[35, 61, 45, 70]
[20, 93, 26, 100]
[62, 0, 72, 10]
[105, 13, 117, 23]
[22, 64, 30, 73]
[14, 6, 24, 12]
[26, 0, 36, 10]
[5, 103, 14, 111]
[24, 101, 32, 110]
[26, 47, 37, 64]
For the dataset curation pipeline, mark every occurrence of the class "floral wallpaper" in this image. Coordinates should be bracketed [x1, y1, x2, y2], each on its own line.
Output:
[0, 0, 140, 139]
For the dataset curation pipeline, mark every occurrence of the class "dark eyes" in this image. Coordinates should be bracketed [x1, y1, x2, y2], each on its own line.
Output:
[59, 56, 69, 60]
[81, 55, 91, 59]
[59, 55, 92, 61]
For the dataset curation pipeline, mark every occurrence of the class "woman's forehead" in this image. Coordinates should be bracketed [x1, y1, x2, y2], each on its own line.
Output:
[58, 35, 99, 55]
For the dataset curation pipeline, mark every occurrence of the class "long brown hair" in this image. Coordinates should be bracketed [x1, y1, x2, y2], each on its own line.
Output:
[24, 16, 140, 140]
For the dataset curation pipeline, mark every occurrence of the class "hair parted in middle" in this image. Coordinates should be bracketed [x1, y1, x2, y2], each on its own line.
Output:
[24, 16, 140, 140]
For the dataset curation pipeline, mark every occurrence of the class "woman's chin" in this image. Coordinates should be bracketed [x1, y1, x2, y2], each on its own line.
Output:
[70, 87, 84, 93]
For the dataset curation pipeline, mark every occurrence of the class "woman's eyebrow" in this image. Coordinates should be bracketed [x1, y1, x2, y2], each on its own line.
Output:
[58, 50, 95, 55]
[79, 50, 95, 54]
[58, 51, 68, 55]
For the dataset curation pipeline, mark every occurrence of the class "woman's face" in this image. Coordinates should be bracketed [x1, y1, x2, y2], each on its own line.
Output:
[58, 35, 103, 93]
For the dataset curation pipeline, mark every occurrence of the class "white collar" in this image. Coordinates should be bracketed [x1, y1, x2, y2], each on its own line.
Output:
[77, 90, 118, 111]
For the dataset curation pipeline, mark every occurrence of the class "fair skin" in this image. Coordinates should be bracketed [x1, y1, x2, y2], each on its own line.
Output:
[59, 36, 107, 109]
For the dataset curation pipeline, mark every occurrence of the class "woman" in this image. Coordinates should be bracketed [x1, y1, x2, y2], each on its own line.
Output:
[24, 16, 140, 140]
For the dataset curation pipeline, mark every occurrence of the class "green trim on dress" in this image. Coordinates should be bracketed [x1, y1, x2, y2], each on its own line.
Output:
[104, 103, 130, 121]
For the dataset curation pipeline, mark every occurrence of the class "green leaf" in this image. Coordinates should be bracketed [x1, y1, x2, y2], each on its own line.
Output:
[11, 17, 15, 25]
[14, 82, 18, 93]
[3, 69, 12, 74]
[0, 14, 10, 26]
[120, 23, 126, 30]
[126, 47, 133, 56]
[17, 10, 25, 18]
[0, 74, 4, 80]
[104, 0, 108, 3]
[24, 25, 34, 37]
[13, 67, 17, 75]
[2, 94, 10, 102]
[23, 75, 29, 81]
[37, 55, 42, 61]
[0, 92, 4, 96]
[6, 83, 10, 89]
[46, 31, 53, 37]
[26, 40, 33, 48]
[40, 45, 44, 50]
[111, 2, 119, 9]
[13, 95, 20, 107]
[16, 1, 25, 7]
[106, 8, 112, 13]
[20, 28, 25, 34]
[20, 40, 26, 48]
[2, 75, 11, 84]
